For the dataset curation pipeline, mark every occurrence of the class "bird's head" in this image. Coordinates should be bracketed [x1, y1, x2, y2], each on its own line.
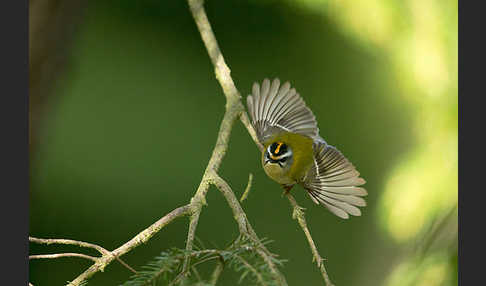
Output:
[263, 141, 293, 170]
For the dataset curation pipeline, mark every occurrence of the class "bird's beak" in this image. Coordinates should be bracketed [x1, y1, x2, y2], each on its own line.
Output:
[269, 154, 279, 160]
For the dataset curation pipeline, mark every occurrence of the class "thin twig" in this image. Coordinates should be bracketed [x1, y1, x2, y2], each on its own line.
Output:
[29, 237, 108, 255]
[29, 236, 137, 274]
[115, 257, 138, 274]
[182, 0, 246, 277]
[29, 253, 98, 262]
[209, 258, 225, 285]
[183, 210, 202, 274]
[286, 193, 334, 286]
[240, 173, 254, 202]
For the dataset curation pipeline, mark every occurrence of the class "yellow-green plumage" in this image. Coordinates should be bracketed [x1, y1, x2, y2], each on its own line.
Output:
[261, 132, 314, 185]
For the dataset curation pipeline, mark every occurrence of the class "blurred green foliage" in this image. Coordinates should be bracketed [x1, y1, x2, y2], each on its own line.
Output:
[29, 0, 457, 285]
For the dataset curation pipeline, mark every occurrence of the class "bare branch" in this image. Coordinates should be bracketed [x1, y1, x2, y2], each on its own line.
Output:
[29, 253, 98, 263]
[29, 237, 108, 256]
[29, 236, 138, 275]
[187, 0, 240, 102]
[183, 208, 202, 273]
[240, 173, 254, 202]
[181, 0, 245, 276]
[286, 193, 334, 286]
[112, 205, 192, 257]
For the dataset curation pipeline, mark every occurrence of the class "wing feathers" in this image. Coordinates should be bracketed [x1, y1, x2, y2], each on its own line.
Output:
[263, 80, 284, 123]
[321, 201, 350, 219]
[317, 186, 367, 196]
[318, 192, 367, 207]
[246, 96, 255, 123]
[266, 84, 290, 126]
[315, 194, 362, 216]
[246, 78, 320, 142]
[304, 142, 367, 219]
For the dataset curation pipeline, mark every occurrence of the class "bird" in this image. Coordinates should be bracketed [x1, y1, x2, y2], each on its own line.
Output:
[246, 78, 367, 219]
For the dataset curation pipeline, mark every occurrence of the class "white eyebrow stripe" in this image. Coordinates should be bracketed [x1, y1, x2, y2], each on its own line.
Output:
[267, 145, 273, 154]
[279, 150, 292, 158]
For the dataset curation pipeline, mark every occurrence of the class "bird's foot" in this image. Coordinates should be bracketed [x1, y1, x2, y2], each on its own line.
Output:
[281, 185, 293, 197]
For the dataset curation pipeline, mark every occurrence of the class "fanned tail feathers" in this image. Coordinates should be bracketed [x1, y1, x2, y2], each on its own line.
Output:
[304, 142, 367, 219]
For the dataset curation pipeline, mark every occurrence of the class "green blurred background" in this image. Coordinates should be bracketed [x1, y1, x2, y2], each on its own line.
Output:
[29, 0, 457, 285]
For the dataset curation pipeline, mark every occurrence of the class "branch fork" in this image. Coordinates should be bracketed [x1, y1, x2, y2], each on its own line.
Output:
[29, 0, 333, 285]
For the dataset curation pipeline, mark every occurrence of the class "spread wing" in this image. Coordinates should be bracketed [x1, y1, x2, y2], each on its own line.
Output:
[303, 141, 367, 219]
[246, 78, 322, 143]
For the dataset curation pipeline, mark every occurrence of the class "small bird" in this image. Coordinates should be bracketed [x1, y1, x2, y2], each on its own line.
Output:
[246, 78, 367, 219]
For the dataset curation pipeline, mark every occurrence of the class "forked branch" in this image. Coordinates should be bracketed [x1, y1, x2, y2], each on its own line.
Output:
[29, 0, 333, 285]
